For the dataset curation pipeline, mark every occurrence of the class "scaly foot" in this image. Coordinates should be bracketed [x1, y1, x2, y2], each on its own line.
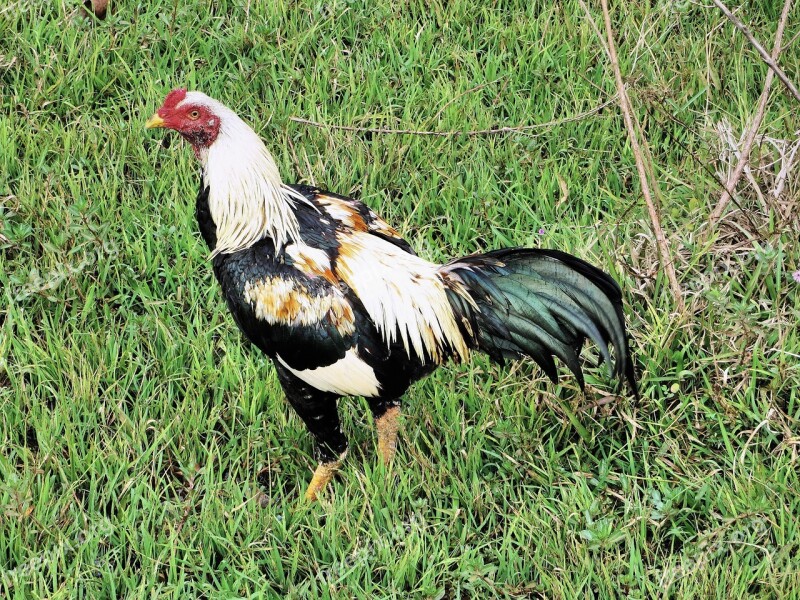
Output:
[304, 451, 347, 501]
[375, 406, 401, 465]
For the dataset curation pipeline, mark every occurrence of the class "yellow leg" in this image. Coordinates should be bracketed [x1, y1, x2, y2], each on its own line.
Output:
[304, 451, 347, 501]
[376, 406, 401, 465]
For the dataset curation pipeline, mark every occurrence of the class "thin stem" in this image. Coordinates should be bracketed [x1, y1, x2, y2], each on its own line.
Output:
[290, 96, 618, 138]
[599, 0, 684, 311]
[708, 0, 794, 227]
[711, 0, 800, 104]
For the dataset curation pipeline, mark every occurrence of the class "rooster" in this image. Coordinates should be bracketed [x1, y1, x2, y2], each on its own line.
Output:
[145, 89, 637, 500]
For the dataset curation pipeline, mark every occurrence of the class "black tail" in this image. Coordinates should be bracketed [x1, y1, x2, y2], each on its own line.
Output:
[441, 248, 638, 396]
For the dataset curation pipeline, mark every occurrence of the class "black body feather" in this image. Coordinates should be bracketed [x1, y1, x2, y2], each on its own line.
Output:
[194, 181, 638, 463]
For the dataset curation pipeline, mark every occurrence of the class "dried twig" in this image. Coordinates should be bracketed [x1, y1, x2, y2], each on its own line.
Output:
[781, 27, 800, 53]
[712, 0, 800, 104]
[577, 0, 610, 57]
[708, 0, 794, 227]
[645, 100, 764, 234]
[169, 0, 180, 34]
[770, 135, 800, 201]
[289, 95, 618, 137]
[577, 394, 621, 413]
[598, 0, 684, 311]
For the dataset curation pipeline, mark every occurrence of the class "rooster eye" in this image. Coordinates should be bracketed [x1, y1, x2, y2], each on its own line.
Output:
[188, 110, 200, 120]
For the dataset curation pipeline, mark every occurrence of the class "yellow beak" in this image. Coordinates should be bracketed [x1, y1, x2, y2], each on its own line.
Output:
[145, 113, 166, 129]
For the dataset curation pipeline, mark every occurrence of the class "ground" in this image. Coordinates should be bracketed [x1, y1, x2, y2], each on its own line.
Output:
[1, 1, 799, 598]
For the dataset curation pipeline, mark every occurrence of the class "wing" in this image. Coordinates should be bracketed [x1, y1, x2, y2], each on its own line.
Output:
[285, 185, 469, 365]
[287, 184, 416, 255]
[214, 229, 395, 398]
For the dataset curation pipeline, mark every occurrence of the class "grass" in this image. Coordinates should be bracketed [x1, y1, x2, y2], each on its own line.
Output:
[1, 0, 799, 597]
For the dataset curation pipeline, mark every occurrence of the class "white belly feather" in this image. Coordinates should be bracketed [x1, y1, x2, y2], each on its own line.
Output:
[276, 349, 382, 397]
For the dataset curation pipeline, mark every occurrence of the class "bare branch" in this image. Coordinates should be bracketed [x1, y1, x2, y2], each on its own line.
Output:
[708, 0, 794, 227]
[290, 96, 618, 137]
[712, 0, 800, 104]
[598, 0, 685, 311]
[577, 0, 610, 57]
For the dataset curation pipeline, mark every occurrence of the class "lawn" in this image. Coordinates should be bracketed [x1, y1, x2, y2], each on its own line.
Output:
[1, 0, 799, 597]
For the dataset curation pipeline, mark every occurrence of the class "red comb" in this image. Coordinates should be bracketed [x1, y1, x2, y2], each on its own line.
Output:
[162, 88, 187, 109]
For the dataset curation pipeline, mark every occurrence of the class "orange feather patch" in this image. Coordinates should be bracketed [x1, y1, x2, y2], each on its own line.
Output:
[244, 277, 355, 336]
[315, 194, 370, 232]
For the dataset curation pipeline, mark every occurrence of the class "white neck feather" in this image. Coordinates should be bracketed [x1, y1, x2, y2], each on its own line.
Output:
[184, 93, 303, 257]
